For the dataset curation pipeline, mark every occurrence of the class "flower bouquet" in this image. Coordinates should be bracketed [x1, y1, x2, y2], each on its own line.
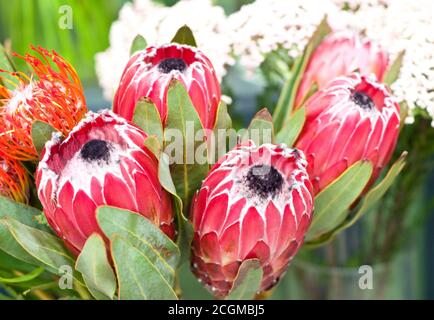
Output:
[0, 10, 410, 299]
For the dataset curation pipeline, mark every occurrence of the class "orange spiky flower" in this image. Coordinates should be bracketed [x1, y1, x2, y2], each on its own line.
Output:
[0, 46, 87, 161]
[0, 153, 29, 203]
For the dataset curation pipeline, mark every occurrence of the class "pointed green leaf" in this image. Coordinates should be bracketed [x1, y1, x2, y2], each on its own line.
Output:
[0, 249, 38, 272]
[305, 153, 407, 248]
[158, 153, 192, 263]
[158, 153, 183, 211]
[226, 259, 263, 300]
[0, 223, 41, 266]
[31, 120, 57, 156]
[75, 234, 117, 300]
[275, 106, 306, 147]
[111, 236, 178, 300]
[0, 196, 52, 266]
[171, 25, 197, 47]
[306, 161, 373, 242]
[133, 98, 163, 145]
[242, 108, 274, 145]
[130, 34, 148, 56]
[214, 101, 232, 132]
[164, 80, 208, 208]
[0, 218, 82, 283]
[0, 196, 48, 231]
[335, 152, 407, 234]
[144, 135, 161, 158]
[273, 17, 331, 132]
[210, 101, 234, 165]
[399, 101, 409, 128]
[0, 267, 44, 284]
[97, 206, 180, 286]
[383, 51, 405, 86]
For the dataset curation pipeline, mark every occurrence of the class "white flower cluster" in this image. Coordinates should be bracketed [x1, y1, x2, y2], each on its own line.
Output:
[228, 0, 339, 74]
[334, 0, 434, 124]
[95, 0, 234, 99]
[96, 0, 434, 124]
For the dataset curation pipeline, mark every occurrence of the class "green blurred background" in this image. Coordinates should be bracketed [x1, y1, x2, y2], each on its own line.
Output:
[0, 0, 432, 299]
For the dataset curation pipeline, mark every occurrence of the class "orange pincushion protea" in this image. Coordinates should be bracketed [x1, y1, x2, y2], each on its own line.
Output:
[0, 46, 86, 161]
[0, 153, 29, 203]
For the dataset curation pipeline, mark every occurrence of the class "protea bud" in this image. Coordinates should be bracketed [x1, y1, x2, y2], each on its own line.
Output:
[295, 73, 400, 195]
[295, 31, 389, 107]
[35, 110, 174, 255]
[190, 141, 314, 297]
[0, 46, 87, 161]
[113, 44, 220, 130]
[0, 154, 29, 203]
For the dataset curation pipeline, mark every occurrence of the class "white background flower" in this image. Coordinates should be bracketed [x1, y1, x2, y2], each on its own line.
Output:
[96, 0, 434, 125]
[95, 0, 234, 100]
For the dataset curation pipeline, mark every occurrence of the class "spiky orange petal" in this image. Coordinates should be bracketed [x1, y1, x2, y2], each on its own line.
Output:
[0, 46, 86, 161]
[0, 154, 29, 203]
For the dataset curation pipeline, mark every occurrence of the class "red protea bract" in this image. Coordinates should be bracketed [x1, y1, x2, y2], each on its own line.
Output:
[0, 46, 87, 161]
[190, 141, 314, 297]
[113, 44, 220, 130]
[35, 110, 174, 255]
[295, 31, 389, 107]
[0, 154, 29, 203]
[295, 73, 400, 195]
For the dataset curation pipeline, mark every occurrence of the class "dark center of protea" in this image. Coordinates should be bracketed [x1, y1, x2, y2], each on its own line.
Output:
[80, 139, 110, 162]
[351, 91, 375, 110]
[158, 58, 187, 74]
[245, 165, 283, 199]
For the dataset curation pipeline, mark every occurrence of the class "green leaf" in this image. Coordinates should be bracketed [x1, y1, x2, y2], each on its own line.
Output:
[0, 196, 52, 266]
[159, 153, 193, 263]
[275, 106, 306, 147]
[0, 249, 38, 272]
[0, 195, 49, 231]
[0, 217, 82, 283]
[272, 16, 331, 132]
[383, 51, 405, 86]
[31, 120, 57, 156]
[213, 101, 232, 132]
[242, 108, 274, 145]
[130, 34, 147, 56]
[334, 152, 407, 234]
[133, 98, 163, 146]
[0, 223, 41, 266]
[210, 101, 233, 164]
[144, 135, 161, 158]
[75, 234, 116, 300]
[226, 259, 263, 300]
[399, 101, 409, 128]
[111, 236, 178, 300]
[306, 161, 373, 242]
[158, 153, 183, 213]
[97, 206, 180, 286]
[171, 25, 197, 47]
[0, 267, 44, 284]
[158, 153, 193, 262]
[164, 80, 209, 208]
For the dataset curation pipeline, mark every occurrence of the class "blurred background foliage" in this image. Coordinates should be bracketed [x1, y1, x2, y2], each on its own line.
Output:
[0, 0, 252, 82]
[0, 0, 125, 81]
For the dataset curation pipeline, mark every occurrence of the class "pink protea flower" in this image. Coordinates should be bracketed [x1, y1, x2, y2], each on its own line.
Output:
[190, 141, 314, 297]
[113, 43, 221, 130]
[35, 110, 174, 255]
[295, 73, 400, 195]
[295, 31, 389, 107]
[0, 46, 86, 161]
[0, 153, 29, 203]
